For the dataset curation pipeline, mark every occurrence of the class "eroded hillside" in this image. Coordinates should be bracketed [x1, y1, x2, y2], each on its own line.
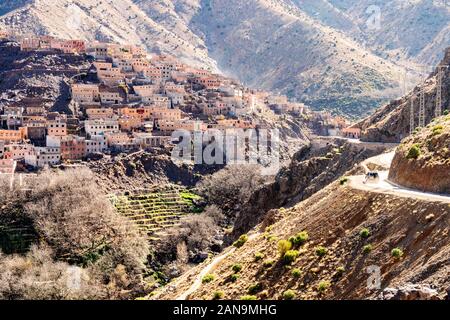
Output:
[389, 114, 450, 193]
[154, 181, 450, 300]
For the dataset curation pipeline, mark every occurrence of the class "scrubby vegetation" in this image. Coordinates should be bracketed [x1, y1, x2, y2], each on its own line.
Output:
[289, 231, 309, 246]
[202, 274, 215, 283]
[0, 169, 150, 300]
[406, 144, 421, 159]
[248, 283, 263, 294]
[335, 266, 345, 277]
[291, 268, 302, 278]
[317, 281, 331, 293]
[197, 165, 268, 218]
[230, 274, 239, 282]
[315, 246, 328, 257]
[283, 250, 299, 264]
[254, 252, 264, 261]
[231, 264, 243, 273]
[212, 291, 224, 300]
[282, 289, 296, 300]
[233, 234, 249, 248]
[263, 260, 275, 268]
[391, 248, 404, 259]
[362, 244, 373, 254]
[277, 240, 292, 256]
[360, 228, 370, 238]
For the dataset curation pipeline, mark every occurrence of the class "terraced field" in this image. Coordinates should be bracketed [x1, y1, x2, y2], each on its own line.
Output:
[110, 185, 202, 241]
[0, 224, 36, 254]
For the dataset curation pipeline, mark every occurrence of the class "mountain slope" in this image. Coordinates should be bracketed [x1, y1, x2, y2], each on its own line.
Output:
[301, 0, 450, 66]
[0, 0, 217, 70]
[153, 179, 450, 300]
[187, 0, 406, 118]
[357, 47, 450, 143]
[0, 0, 411, 118]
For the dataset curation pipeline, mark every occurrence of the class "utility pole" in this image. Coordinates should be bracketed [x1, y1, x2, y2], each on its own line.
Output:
[419, 89, 426, 128]
[435, 66, 444, 118]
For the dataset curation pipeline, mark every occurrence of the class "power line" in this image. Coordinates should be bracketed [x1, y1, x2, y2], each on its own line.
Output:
[418, 89, 425, 128]
[435, 66, 445, 118]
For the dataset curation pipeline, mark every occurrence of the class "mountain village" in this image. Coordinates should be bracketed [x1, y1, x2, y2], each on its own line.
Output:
[0, 32, 351, 174]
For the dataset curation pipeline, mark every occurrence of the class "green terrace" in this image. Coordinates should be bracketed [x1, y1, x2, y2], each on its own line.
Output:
[109, 185, 203, 242]
[0, 224, 36, 254]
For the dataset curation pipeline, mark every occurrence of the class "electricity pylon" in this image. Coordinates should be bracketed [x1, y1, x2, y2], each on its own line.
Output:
[435, 66, 444, 118]
[410, 95, 415, 135]
[418, 90, 425, 128]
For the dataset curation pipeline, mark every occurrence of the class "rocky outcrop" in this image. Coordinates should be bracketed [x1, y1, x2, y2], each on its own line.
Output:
[388, 115, 450, 194]
[88, 149, 224, 192]
[380, 284, 440, 300]
[0, 40, 92, 113]
[357, 47, 450, 143]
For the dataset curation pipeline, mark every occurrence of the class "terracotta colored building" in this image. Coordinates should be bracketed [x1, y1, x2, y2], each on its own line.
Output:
[60, 136, 86, 161]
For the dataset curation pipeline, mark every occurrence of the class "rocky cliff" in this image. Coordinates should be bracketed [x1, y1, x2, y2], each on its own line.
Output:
[388, 114, 450, 194]
[229, 140, 389, 240]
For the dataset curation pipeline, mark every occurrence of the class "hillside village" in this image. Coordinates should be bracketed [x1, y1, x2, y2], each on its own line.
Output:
[0, 33, 353, 174]
[0, 19, 448, 302]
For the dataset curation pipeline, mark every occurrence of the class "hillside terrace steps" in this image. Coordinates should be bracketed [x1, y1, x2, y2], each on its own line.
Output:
[109, 184, 202, 242]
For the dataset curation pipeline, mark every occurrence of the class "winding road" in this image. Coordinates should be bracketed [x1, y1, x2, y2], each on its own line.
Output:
[348, 171, 450, 203]
[176, 233, 260, 300]
[174, 150, 450, 300]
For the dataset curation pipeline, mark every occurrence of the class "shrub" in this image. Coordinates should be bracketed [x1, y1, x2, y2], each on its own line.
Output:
[391, 248, 404, 259]
[259, 290, 269, 299]
[197, 165, 268, 212]
[291, 231, 309, 246]
[335, 266, 345, 277]
[432, 125, 443, 136]
[202, 274, 215, 283]
[292, 268, 302, 278]
[406, 144, 421, 159]
[241, 295, 257, 300]
[283, 289, 296, 300]
[362, 244, 373, 254]
[0, 169, 150, 299]
[283, 250, 299, 264]
[212, 291, 224, 300]
[254, 252, 264, 261]
[263, 260, 275, 268]
[233, 234, 248, 248]
[340, 177, 349, 185]
[317, 281, 331, 293]
[315, 246, 328, 257]
[278, 240, 292, 256]
[232, 264, 243, 273]
[230, 274, 239, 282]
[360, 228, 370, 238]
[159, 212, 220, 267]
[248, 283, 263, 294]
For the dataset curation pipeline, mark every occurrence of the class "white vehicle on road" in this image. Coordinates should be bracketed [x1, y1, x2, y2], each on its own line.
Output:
[364, 171, 380, 184]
